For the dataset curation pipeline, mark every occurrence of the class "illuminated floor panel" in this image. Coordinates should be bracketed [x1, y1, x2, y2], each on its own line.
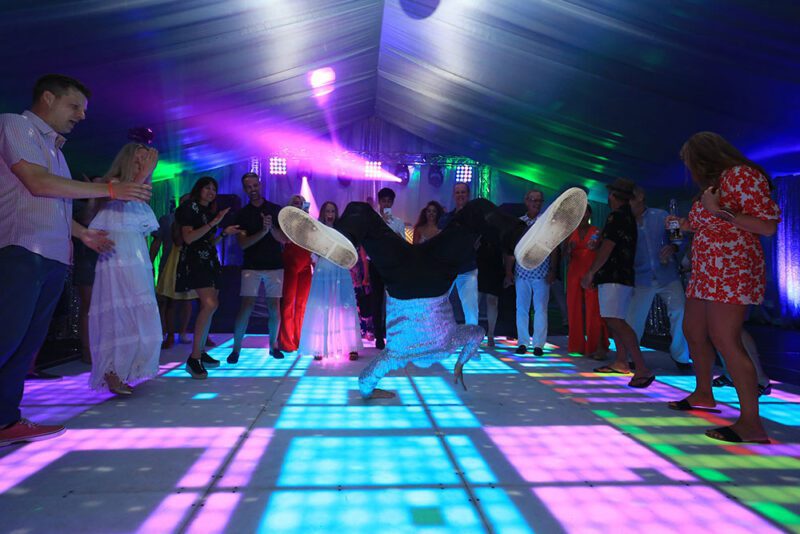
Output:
[258, 489, 529, 534]
[534, 485, 783, 533]
[4, 334, 798, 533]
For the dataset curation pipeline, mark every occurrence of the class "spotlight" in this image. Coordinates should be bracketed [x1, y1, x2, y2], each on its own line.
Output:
[455, 165, 472, 183]
[308, 67, 336, 98]
[428, 164, 443, 187]
[269, 157, 287, 175]
[364, 160, 382, 179]
[249, 157, 260, 175]
[395, 164, 410, 186]
[128, 126, 154, 145]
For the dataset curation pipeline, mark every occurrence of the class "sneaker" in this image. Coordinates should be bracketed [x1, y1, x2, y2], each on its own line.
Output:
[0, 418, 66, 448]
[278, 206, 358, 269]
[375, 338, 386, 350]
[515, 345, 527, 355]
[227, 351, 240, 364]
[515, 188, 587, 270]
[349, 351, 359, 361]
[185, 357, 208, 379]
[200, 352, 220, 367]
[270, 349, 285, 359]
[532, 347, 544, 356]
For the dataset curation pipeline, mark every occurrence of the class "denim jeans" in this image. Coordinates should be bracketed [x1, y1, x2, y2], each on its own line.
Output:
[0, 246, 67, 425]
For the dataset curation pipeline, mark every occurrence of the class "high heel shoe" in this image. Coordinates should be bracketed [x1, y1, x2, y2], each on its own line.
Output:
[105, 372, 132, 396]
[454, 362, 467, 391]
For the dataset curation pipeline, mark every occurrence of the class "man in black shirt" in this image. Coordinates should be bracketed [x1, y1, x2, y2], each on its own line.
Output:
[228, 172, 286, 362]
[581, 178, 654, 388]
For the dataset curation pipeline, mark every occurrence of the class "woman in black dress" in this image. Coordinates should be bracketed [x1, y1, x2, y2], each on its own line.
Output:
[176, 177, 240, 379]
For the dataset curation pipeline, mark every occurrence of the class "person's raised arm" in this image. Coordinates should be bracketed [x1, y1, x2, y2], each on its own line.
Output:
[11, 160, 151, 201]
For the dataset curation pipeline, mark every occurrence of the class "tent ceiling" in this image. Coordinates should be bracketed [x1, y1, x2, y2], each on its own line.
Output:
[2, 0, 799, 189]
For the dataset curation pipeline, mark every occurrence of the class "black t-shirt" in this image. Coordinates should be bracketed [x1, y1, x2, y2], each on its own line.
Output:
[594, 203, 637, 286]
[236, 201, 283, 270]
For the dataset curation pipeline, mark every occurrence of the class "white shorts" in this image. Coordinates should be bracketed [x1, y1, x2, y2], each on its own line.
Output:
[598, 283, 634, 319]
[241, 269, 284, 298]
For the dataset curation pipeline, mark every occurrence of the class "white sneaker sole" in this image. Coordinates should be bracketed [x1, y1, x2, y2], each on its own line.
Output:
[514, 187, 588, 270]
[278, 207, 358, 269]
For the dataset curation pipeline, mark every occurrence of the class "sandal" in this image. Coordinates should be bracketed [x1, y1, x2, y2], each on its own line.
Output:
[705, 426, 770, 444]
[628, 375, 656, 389]
[349, 351, 359, 361]
[593, 365, 631, 374]
[712, 375, 734, 387]
[667, 399, 720, 413]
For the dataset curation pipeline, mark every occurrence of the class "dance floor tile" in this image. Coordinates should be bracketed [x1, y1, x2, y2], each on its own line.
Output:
[5, 334, 799, 533]
[257, 489, 518, 534]
[533, 485, 783, 534]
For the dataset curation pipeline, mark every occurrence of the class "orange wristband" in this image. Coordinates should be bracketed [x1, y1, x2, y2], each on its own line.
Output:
[107, 182, 116, 199]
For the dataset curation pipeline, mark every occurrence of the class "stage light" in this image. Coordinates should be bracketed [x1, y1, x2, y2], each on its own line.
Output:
[308, 67, 336, 98]
[364, 160, 382, 179]
[249, 157, 260, 175]
[269, 157, 287, 175]
[428, 164, 443, 187]
[456, 165, 473, 183]
[395, 163, 410, 186]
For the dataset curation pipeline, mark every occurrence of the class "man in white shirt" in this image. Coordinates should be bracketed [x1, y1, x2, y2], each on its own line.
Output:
[0, 74, 152, 448]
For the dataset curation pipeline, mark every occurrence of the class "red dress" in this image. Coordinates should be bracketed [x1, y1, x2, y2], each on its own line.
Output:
[566, 226, 609, 355]
[687, 165, 780, 305]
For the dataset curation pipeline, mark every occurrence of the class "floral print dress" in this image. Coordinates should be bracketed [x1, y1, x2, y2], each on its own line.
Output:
[175, 201, 222, 291]
[687, 165, 781, 305]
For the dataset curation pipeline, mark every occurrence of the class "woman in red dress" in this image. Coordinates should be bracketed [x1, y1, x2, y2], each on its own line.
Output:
[668, 132, 780, 444]
[565, 205, 608, 357]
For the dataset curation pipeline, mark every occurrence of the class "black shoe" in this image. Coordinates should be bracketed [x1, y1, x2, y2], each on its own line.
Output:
[25, 370, 62, 380]
[200, 352, 220, 367]
[675, 361, 693, 371]
[758, 383, 772, 396]
[515, 345, 527, 355]
[532, 347, 544, 356]
[185, 357, 208, 379]
[227, 351, 240, 364]
[375, 339, 385, 350]
[712, 375, 734, 387]
[270, 349, 285, 359]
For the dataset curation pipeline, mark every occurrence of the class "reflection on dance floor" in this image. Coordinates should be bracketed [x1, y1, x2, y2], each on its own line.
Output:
[2, 334, 798, 533]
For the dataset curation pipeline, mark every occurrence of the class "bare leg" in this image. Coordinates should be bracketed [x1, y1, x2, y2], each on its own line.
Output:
[453, 324, 485, 390]
[601, 318, 631, 373]
[190, 288, 219, 360]
[679, 298, 717, 407]
[707, 301, 768, 442]
[162, 297, 176, 348]
[605, 317, 650, 380]
[179, 300, 192, 339]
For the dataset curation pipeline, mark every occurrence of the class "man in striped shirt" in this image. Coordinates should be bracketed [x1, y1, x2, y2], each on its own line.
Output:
[0, 74, 153, 448]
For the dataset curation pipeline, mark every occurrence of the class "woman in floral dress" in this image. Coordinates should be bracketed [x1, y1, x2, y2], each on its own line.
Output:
[668, 132, 780, 444]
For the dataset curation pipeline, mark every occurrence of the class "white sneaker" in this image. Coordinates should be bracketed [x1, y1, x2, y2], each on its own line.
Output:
[278, 206, 358, 269]
[514, 187, 587, 270]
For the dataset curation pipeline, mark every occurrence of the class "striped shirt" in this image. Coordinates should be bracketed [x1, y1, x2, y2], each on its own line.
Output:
[0, 110, 73, 264]
[515, 213, 551, 280]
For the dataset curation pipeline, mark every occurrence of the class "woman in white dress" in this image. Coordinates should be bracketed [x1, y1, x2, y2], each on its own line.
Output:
[299, 201, 363, 361]
[88, 143, 160, 394]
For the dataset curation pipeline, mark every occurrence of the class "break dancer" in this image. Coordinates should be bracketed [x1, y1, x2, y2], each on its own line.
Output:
[279, 189, 587, 399]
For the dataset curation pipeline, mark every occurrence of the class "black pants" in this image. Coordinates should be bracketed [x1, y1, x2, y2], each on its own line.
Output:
[368, 262, 386, 343]
[335, 200, 526, 300]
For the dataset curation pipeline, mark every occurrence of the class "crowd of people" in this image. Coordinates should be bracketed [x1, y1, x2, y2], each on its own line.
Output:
[0, 74, 782, 448]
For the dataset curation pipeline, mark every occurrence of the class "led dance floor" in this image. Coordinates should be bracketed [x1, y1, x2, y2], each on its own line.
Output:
[1, 334, 799, 533]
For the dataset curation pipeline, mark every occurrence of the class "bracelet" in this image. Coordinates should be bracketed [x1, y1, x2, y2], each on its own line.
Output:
[107, 182, 116, 199]
[714, 209, 736, 222]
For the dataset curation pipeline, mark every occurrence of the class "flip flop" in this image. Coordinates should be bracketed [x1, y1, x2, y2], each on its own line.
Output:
[705, 426, 770, 444]
[628, 375, 656, 389]
[667, 399, 721, 413]
[593, 365, 631, 374]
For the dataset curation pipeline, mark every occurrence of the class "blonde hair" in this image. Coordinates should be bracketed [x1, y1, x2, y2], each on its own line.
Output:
[103, 142, 147, 184]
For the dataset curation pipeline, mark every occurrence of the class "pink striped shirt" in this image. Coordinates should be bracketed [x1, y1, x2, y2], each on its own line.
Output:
[0, 110, 73, 264]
